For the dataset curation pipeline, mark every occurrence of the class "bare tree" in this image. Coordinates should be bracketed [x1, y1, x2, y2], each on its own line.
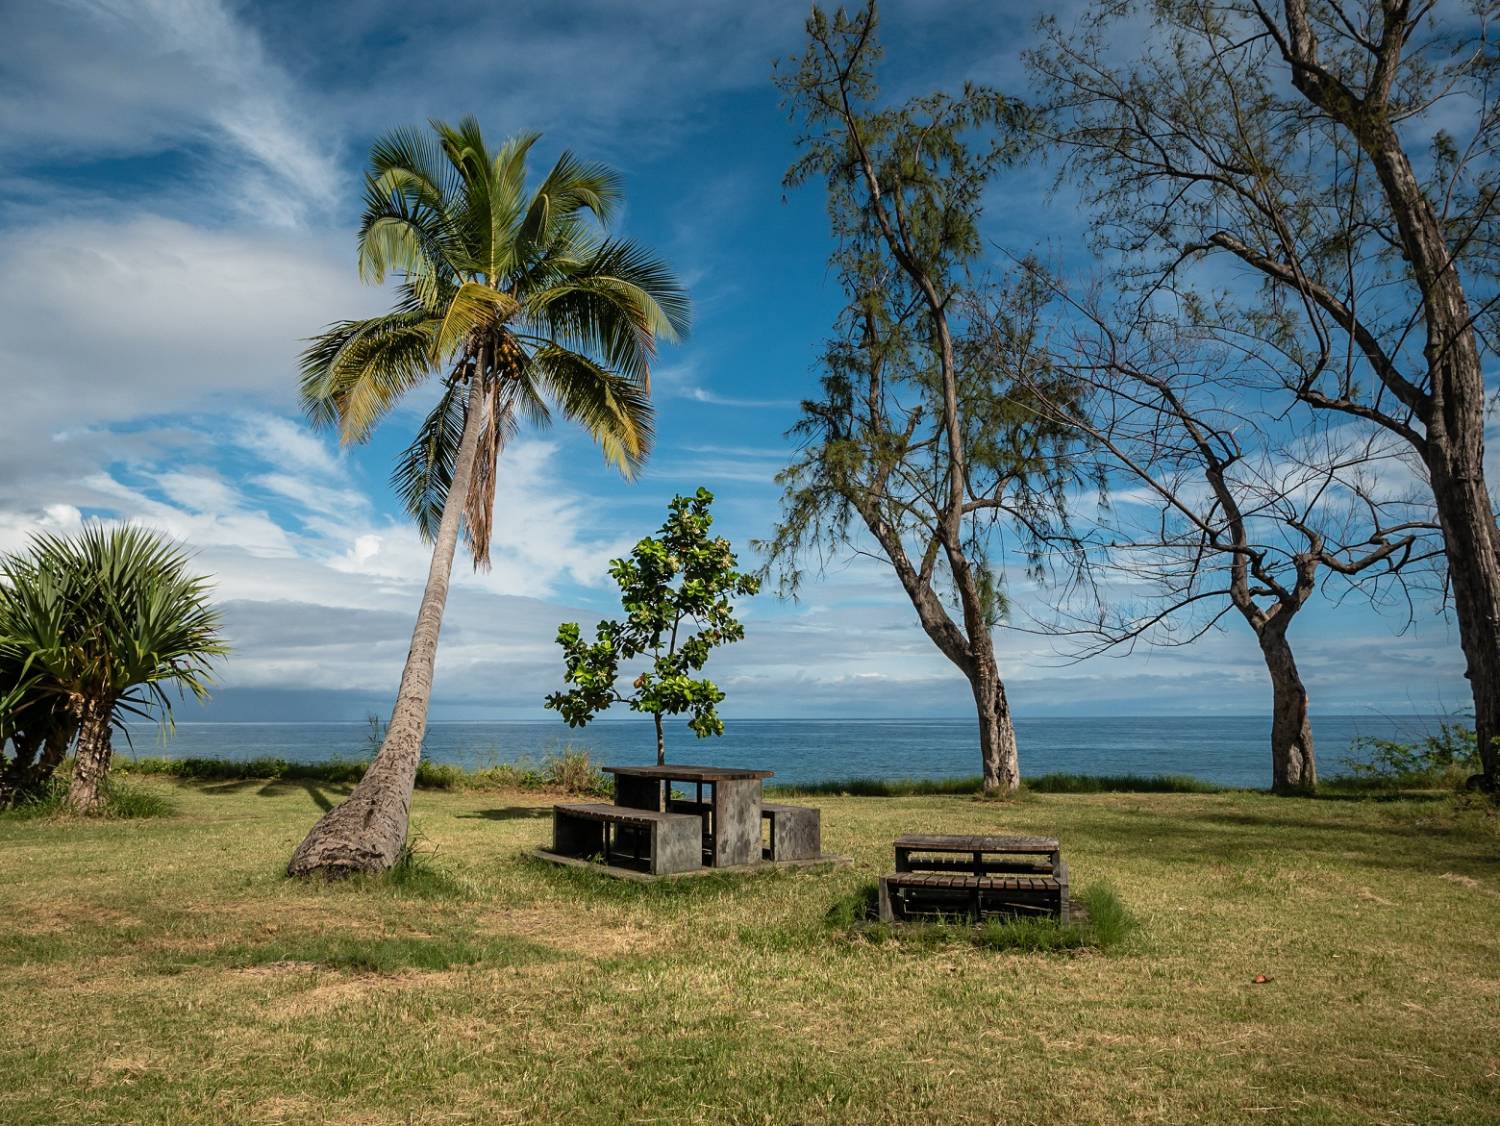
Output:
[989, 284, 1442, 791]
[763, 4, 1090, 792]
[1032, 0, 1500, 787]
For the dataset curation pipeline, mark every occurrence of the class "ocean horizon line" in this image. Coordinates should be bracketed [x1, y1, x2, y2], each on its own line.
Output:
[132, 712, 1458, 727]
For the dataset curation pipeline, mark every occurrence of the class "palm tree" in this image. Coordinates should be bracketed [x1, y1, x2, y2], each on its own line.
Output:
[288, 118, 688, 877]
[0, 525, 226, 814]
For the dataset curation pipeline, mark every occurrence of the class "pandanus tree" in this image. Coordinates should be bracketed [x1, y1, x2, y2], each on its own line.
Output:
[288, 118, 688, 877]
[0, 526, 225, 813]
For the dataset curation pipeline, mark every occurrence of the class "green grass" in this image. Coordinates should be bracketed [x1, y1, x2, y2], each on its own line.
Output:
[823, 880, 1137, 954]
[205, 930, 556, 974]
[1024, 772, 1224, 794]
[1, 776, 176, 820]
[1, 777, 1497, 1123]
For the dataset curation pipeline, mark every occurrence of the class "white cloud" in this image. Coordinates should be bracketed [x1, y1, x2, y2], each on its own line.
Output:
[0, 0, 339, 224]
[0, 215, 379, 486]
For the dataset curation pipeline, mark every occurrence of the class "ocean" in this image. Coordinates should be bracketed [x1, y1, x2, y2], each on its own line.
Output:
[122, 714, 1452, 789]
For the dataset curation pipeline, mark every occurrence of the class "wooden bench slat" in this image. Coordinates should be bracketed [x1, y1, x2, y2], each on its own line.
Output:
[885, 873, 1062, 891]
[893, 833, 1059, 853]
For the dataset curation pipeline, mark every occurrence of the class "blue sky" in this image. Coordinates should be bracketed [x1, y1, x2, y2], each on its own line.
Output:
[0, 0, 1473, 722]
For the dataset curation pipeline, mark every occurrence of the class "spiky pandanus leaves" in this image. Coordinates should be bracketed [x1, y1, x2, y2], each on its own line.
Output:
[288, 118, 688, 877]
[0, 525, 226, 812]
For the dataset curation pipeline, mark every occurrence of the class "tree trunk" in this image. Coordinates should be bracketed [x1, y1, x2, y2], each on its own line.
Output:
[1364, 104, 1500, 787]
[653, 712, 665, 766]
[1426, 457, 1500, 786]
[1258, 623, 1316, 793]
[0, 733, 39, 807]
[288, 369, 489, 877]
[971, 650, 1020, 795]
[65, 699, 113, 815]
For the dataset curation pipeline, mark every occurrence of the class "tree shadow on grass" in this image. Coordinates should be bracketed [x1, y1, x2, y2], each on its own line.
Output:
[186, 778, 352, 812]
[458, 807, 551, 821]
[1073, 803, 1500, 880]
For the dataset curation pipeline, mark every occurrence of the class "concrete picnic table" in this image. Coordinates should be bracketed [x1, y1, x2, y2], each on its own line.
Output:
[605, 764, 774, 868]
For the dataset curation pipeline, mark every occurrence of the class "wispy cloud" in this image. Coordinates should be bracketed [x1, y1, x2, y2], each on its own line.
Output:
[0, 0, 339, 224]
[653, 363, 800, 410]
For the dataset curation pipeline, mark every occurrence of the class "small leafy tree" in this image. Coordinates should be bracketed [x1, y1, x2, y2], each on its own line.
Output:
[546, 488, 759, 764]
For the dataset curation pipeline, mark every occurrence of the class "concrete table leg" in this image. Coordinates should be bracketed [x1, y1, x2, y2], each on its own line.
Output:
[711, 778, 762, 867]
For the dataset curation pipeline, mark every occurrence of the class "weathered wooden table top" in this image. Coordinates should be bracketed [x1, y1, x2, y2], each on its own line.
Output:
[603, 764, 775, 782]
[893, 834, 1060, 853]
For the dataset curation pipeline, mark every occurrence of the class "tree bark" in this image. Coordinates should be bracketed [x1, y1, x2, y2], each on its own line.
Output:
[1426, 462, 1500, 785]
[971, 652, 1020, 794]
[1258, 622, 1316, 793]
[653, 711, 665, 766]
[64, 699, 113, 815]
[288, 366, 489, 877]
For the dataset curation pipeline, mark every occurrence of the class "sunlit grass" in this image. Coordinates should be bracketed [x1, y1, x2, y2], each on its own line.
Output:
[0, 777, 1495, 1123]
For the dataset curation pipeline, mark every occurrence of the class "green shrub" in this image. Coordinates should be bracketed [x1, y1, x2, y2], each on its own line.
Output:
[771, 773, 1221, 797]
[542, 748, 611, 795]
[1343, 722, 1483, 789]
[119, 746, 610, 796]
[769, 777, 984, 797]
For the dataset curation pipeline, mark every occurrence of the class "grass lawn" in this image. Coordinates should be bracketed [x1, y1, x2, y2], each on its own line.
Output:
[1, 778, 1497, 1124]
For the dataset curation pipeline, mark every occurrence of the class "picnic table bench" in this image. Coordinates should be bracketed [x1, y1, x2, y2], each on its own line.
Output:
[552, 802, 701, 876]
[881, 834, 1069, 923]
[761, 802, 821, 861]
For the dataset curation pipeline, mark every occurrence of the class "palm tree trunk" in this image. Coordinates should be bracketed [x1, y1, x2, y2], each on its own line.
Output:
[65, 697, 113, 815]
[288, 366, 489, 877]
[654, 711, 665, 766]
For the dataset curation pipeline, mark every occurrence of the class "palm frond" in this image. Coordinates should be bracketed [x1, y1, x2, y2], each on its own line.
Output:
[434, 281, 519, 362]
[531, 346, 654, 478]
[391, 379, 468, 542]
[526, 238, 689, 385]
[300, 312, 438, 442]
[519, 150, 624, 249]
[0, 525, 226, 733]
[462, 379, 521, 569]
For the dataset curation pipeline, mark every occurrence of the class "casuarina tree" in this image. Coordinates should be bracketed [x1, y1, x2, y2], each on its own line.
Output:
[763, 3, 1091, 793]
[289, 118, 688, 877]
[546, 489, 759, 764]
[1033, 0, 1500, 788]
